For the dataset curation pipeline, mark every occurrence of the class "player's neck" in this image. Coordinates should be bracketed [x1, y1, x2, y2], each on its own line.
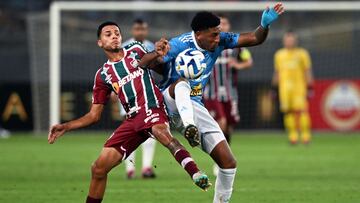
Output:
[195, 38, 205, 50]
[106, 48, 125, 62]
[134, 38, 144, 43]
[285, 46, 297, 50]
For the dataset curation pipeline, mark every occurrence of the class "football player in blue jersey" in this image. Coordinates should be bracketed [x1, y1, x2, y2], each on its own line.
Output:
[142, 3, 284, 203]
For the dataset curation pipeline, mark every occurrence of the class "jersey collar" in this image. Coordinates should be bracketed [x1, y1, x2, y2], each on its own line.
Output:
[191, 31, 205, 52]
[106, 48, 127, 64]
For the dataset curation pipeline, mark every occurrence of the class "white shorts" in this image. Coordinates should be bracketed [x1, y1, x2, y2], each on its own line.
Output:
[162, 87, 226, 154]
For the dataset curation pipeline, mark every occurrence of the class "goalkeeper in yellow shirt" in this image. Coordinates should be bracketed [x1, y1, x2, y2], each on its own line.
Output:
[272, 31, 314, 145]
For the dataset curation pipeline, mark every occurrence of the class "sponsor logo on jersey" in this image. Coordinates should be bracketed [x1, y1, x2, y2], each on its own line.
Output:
[190, 83, 203, 96]
[322, 81, 360, 130]
[119, 69, 144, 86]
[109, 69, 144, 94]
[150, 117, 160, 123]
[144, 113, 160, 123]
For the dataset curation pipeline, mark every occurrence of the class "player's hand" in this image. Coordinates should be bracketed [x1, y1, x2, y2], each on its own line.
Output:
[228, 58, 237, 68]
[48, 124, 67, 144]
[155, 38, 170, 56]
[261, 2, 284, 28]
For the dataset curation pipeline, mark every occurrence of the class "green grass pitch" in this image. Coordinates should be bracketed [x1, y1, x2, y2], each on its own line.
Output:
[0, 132, 359, 203]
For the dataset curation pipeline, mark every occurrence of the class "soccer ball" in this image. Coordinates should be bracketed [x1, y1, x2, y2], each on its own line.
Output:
[175, 48, 206, 79]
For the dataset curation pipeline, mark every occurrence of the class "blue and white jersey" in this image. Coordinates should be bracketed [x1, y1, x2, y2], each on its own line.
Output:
[160, 31, 239, 104]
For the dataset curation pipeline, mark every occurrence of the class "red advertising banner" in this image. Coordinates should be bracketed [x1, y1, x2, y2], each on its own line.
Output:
[309, 80, 360, 131]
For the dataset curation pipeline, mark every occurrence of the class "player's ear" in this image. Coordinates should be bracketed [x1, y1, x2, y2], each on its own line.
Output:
[195, 31, 202, 40]
[97, 39, 103, 48]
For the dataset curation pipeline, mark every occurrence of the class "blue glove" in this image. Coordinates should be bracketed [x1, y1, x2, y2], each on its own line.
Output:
[261, 7, 279, 29]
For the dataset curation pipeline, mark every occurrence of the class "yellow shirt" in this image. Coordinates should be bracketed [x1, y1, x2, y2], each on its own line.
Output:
[274, 47, 311, 93]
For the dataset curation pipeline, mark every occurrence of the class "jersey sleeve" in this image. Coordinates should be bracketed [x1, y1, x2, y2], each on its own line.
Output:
[92, 68, 111, 105]
[125, 41, 149, 58]
[301, 49, 312, 70]
[220, 32, 240, 49]
[162, 38, 186, 63]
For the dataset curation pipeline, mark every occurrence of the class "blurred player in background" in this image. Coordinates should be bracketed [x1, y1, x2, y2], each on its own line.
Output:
[121, 18, 157, 179]
[152, 3, 284, 202]
[272, 30, 314, 145]
[203, 14, 253, 175]
[48, 21, 210, 203]
[122, 18, 154, 50]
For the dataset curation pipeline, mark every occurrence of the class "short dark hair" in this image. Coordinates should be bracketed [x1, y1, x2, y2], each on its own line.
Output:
[286, 29, 295, 34]
[285, 29, 298, 38]
[191, 11, 220, 32]
[97, 21, 121, 38]
[133, 18, 146, 25]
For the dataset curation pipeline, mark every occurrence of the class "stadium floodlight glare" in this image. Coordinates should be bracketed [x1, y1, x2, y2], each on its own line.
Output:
[49, 1, 360, 126]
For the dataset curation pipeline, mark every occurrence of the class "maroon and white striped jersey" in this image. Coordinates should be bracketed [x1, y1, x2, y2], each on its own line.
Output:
[92, 42, 163, 116]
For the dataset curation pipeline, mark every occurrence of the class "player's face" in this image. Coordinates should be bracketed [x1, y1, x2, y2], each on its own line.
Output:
[283, 33, 298, 49]
[98, 25, 122, 52]
[132, 23, 148, 42]
[220, 17, 230, 32]
[196, 26, 221, 52]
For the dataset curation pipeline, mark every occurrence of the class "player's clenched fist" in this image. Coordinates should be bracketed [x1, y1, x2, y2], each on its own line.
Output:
[155, 38, 170, 56]
[48, 124, 67, 144]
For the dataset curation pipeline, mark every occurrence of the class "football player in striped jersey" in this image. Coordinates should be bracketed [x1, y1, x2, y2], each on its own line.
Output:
[48, 21, 210, 203]
[121, 18, 158, 179]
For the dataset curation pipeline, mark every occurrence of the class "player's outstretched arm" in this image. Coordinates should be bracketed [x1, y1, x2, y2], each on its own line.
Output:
[229, 58, 253, 70]
[229, 49, 253, 70]
[237, 2, 284, 47]
[138, 38, 169, 69]
[48, 104, 104, 144]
